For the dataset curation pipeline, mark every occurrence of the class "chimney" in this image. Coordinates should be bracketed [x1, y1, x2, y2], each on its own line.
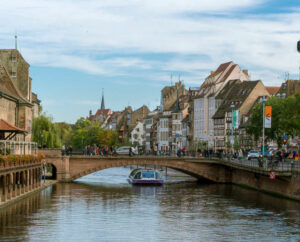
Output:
[243, 70, 249, 76]
[210, 71, 215, 75]
[89, 110, 92, 117]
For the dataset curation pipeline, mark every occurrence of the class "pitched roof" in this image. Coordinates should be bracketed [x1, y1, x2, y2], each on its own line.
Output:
[0, 119, 25, 132]
[218, 64, 237, 84]
[265, 86, 280, 96]
[215, 61, 233, 74]
[95, 109, 111, 117]
[0, 64, 29, 103]
[213, 80, 260, 119]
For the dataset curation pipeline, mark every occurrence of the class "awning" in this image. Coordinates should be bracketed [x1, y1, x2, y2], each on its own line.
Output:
[0, 119, 26, 140]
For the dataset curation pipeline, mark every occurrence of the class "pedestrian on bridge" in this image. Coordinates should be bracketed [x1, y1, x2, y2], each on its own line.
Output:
[62, 145, 66, 156]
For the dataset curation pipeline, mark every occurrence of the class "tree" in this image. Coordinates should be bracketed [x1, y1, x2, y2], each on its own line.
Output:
[32, 113, 61, 148]
[70, 117, 121, 149]
[246, 95, 300, 147]
[55, 122, 72, 146]
[71, 118, 91, 149]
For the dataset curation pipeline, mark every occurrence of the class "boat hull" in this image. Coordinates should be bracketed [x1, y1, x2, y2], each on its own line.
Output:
[128, 178, 164, 185]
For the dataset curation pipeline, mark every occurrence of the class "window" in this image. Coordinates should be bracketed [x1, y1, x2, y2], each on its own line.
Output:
[11, 72, 16, 78]
[12, 57, 17, 62]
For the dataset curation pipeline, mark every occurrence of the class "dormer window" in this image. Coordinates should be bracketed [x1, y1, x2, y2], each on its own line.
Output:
[11, 72, 16, 77]
[11, 57, 17, 62]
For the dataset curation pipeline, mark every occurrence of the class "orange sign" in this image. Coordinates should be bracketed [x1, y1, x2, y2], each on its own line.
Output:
[265, 106, 272, 117]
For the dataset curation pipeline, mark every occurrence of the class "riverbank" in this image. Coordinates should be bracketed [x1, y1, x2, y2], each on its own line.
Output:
[0, 180, 57, 210]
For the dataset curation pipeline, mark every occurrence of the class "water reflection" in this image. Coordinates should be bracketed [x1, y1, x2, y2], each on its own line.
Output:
[0, 167, 299, 241]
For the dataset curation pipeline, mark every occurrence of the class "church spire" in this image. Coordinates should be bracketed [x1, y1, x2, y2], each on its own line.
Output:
[15, 34, 18, 50]
[101, 88, 105, 110]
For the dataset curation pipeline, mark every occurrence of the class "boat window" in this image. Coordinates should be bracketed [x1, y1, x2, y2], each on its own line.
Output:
[155, 172, 162, 179]
[134, 172, 141, 179]
[130, 169, 140, 177]
[142, 171, 155, 178]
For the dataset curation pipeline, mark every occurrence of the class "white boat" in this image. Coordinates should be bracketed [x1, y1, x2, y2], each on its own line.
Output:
[128, 168, 164, 185]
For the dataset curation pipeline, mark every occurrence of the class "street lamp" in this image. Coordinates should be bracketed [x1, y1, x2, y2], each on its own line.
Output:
[230, 102, 235, 153]
[261, 96, 267, 156]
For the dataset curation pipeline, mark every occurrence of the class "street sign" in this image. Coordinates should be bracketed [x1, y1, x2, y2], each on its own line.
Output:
[269, 171, 276, 180]
[264, 106, 272, 128]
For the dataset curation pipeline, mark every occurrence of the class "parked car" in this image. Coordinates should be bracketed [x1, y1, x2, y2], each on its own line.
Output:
[247, 150, 262, 160]
[115, 146, 138, 155]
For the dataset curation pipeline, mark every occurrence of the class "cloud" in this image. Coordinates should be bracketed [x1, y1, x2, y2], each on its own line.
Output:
[0, 0, 300, 87]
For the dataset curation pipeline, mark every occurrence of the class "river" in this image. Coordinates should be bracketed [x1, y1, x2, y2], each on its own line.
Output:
[0, 167, 300, 241]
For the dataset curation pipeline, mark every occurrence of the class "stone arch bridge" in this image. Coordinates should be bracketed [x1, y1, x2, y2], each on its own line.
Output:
[39, 149, 300, 201]
[43, 155, 231, 183]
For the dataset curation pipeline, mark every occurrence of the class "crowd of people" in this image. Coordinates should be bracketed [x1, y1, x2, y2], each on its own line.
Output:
[61, 143, 299, 162]
[84, 145, 116, 156]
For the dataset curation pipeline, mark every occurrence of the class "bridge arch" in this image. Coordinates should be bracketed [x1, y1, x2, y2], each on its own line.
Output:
[67, 157, 229, 183]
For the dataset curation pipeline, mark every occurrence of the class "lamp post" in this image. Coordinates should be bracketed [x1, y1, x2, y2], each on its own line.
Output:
[230, 102, 235, 153]
[261, 96, 267, 156]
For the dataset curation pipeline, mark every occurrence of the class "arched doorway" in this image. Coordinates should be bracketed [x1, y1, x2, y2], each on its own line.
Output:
[43, 163, 57, 180]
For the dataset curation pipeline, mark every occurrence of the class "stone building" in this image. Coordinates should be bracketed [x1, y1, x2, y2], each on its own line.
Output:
[212, 80, 270, 150]
[193, 61, 249, 148]
[0, 49, 40, 142]
[160, 81, 186, 111]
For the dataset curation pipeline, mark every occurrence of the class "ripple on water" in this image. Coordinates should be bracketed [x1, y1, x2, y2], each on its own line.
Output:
[0, 167, 299, 241]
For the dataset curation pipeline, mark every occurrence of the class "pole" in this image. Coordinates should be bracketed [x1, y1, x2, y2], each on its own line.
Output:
[231, 107, 234, 154]
[262, 97, 265, 158]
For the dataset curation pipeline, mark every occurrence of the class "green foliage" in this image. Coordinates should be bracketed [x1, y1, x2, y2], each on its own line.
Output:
[71, 118, 91, 149]
[70, 117, 120, 150]
[32, 113, 61, 148]
[192, 139, 207, 151]
[55, 122, 72, 146]
[233, 136, 240, 151]
[246, 95, 300, 147]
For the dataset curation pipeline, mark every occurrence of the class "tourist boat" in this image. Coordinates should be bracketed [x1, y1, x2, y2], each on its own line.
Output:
[128, 168, 164, 185]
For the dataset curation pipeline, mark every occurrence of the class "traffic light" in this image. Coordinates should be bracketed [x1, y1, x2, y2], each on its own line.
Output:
[283, 139, 287, 144]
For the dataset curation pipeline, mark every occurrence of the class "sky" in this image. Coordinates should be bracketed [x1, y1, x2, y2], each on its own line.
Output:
[1, 0, 300, 123]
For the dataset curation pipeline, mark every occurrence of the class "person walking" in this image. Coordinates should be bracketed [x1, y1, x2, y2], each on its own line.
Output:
[68, 145, 73, 156]
[62, 145, 66, 156]
[90, 145, 94, 156]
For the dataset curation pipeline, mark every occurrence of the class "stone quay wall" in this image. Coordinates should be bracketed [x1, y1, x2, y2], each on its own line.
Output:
[0, 156, 42, 207]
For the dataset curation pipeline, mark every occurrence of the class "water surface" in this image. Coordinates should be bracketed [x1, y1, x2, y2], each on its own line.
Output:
[0, 167, 299, 241]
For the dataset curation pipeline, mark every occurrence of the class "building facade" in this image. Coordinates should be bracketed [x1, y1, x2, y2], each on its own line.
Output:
[0, 49, 40, 142]
[193, 61, 249, 147]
